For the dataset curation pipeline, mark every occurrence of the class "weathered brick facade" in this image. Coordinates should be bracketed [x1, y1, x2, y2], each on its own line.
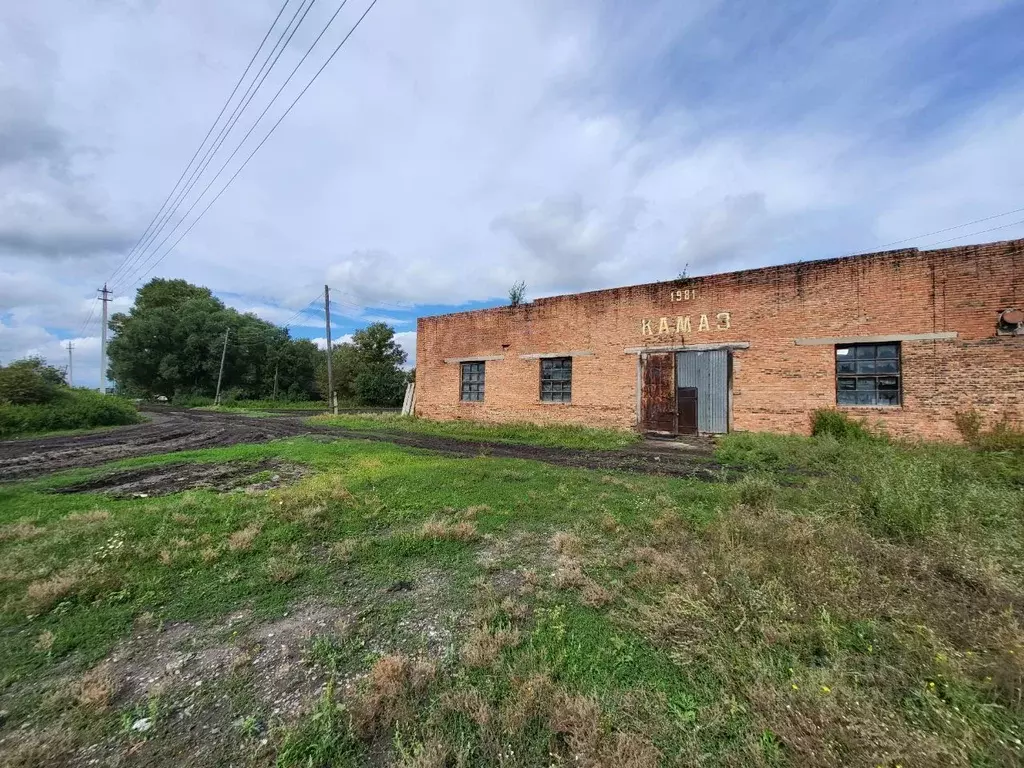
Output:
[415, 239, 1023, 440]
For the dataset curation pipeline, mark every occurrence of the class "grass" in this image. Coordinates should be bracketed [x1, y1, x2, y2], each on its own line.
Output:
[310, 412, 643, 450]
[0, 429, 1020, 766]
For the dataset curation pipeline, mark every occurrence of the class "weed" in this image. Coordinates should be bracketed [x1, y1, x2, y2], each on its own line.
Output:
[735, 474, 778, 510]
[331, 538, 359, 562]
[352, 655, 434, 737]
[25, 565, 89, 612]
[77, 661, 115, 710]
[419, 519, 478, 541]
[461, 624, 521, 668]
[65, 509, 111, 524]
[551, 531, 582, 555]
[810, 408, 877, 441]
[266, 557, 300, 583]
[954, 409, 984, 444]
[34, 630, 55, 652]
[393, 733, 450, 768]
[277, 681, 362, 766]
[227, 524, 261, 551]
[0, 521, 45, 541]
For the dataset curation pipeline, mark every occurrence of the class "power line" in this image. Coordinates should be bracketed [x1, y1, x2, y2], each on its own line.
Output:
[919, 217, 1024, 249]
[116, 0, 375, 291]
[106, 0, 295, 287]
[77, 297, 99, 337]
[871, 206, 1024, 251]
[110, 0, 320, 290]
[282, 292, 329, 327]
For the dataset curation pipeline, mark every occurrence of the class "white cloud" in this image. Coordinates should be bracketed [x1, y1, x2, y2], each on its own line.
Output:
[0, 0, 1022, 369]
[310, 330, 415, 368]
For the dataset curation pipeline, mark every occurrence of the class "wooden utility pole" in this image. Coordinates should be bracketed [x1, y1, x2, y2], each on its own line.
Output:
[214, 328, 230, 405]
[324, 284, 335, 413]
[98, 283, 111, 394]
[66, 341, 74, 387]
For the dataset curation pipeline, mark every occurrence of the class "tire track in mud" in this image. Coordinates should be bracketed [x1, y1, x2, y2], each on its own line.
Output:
[0, 409, 724, 483]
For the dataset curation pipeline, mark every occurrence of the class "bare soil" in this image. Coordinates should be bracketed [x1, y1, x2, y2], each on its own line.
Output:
[50, 460, 309, 498]
[0, 408, 722, 483]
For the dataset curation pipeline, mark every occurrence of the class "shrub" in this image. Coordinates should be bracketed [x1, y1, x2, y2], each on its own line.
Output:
[0, 357, 66, 405]
[0, 390, 141, 438]
[954, 410, 1024, 452]
[353, 362, 407, 407]
[810, 409, 876, 442]
[978, 418, 1024, 451]
[953, 409, 983, 444]
[171, 393, 214, 407]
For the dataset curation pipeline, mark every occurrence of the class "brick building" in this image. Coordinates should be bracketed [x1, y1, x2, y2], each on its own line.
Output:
[414, 239, 1023, 440]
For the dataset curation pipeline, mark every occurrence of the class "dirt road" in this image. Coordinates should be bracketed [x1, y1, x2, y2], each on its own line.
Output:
[0, 408, 722, 482]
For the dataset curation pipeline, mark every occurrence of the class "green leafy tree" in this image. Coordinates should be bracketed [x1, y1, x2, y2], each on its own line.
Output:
[315, 323, 408, 406]
[315, 342, 362, 403]
[0, 357, 67, 405]
[108, 279, 318, 400]
[354, 362, 408, 406]
[352, 323, 407, 368]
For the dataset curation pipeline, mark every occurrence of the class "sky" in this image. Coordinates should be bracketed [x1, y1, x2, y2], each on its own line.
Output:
[2, 0, 1023, 388]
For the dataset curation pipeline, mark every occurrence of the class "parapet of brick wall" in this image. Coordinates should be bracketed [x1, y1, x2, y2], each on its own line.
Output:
[415, 239, 1024, 440]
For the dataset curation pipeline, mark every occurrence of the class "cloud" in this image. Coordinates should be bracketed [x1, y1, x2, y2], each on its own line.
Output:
[0, 0, 1022, 368]
[311, 331, 416, 368]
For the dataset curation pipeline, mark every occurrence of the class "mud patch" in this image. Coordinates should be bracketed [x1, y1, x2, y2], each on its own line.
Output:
[50, 459, 308, 498]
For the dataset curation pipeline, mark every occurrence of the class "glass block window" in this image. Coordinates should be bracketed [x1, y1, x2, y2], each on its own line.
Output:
[460, 362, 485, 401]
[540, 357, 572, 402]
[835, 343, 901, 406]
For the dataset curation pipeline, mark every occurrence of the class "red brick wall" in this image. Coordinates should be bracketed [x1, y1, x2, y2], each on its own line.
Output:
[415, 239, 1024, 440]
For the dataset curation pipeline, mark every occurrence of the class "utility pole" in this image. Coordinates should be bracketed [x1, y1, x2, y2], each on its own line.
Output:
[214, 328, 230, 405]
[324, 284, 336, 414]
[272, 361, 279, 401]
[98, 283, 111, 394]
[66, 341, 74, 387]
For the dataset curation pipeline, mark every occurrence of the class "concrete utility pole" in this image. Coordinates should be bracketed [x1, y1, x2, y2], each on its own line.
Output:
[324, 284, 336, 414]
[214, 328, 230, 405]
[272, 361, 279, 401]
[66, 341, 74, 387]
[98, 283, 111, 394]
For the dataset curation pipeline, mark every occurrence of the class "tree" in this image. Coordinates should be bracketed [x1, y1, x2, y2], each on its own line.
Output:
[108, 278, 317, 400]
[509, 280, 526, 307]
[354, 362, 407, 406]
[352, 323, 407, 368]
[0, 357, 67, 405]
[315, 342, 362, 403]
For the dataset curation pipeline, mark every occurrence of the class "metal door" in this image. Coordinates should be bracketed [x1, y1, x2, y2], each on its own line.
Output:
[677, 387, 698, 435]
[640, 353, 676, 433]
[676, 350, 729, 433]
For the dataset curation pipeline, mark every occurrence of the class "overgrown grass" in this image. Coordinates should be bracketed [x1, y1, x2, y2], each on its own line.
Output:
[0, 432, 1021, 766]
[310, 412, 642, 450]
[0, 389, 141, 438]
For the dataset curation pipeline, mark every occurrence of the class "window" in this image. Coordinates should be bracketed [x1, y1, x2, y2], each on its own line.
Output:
[460, 361, 485, 401]
[540, 357, 572, 402]
[835, 343, 901, 406]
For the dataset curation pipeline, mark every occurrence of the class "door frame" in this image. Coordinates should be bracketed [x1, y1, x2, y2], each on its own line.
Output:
[632, 342, 746, 434]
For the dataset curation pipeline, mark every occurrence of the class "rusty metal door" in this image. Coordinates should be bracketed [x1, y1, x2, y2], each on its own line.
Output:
[677, 387, 698, 435]
[641, 353, 676, 433]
